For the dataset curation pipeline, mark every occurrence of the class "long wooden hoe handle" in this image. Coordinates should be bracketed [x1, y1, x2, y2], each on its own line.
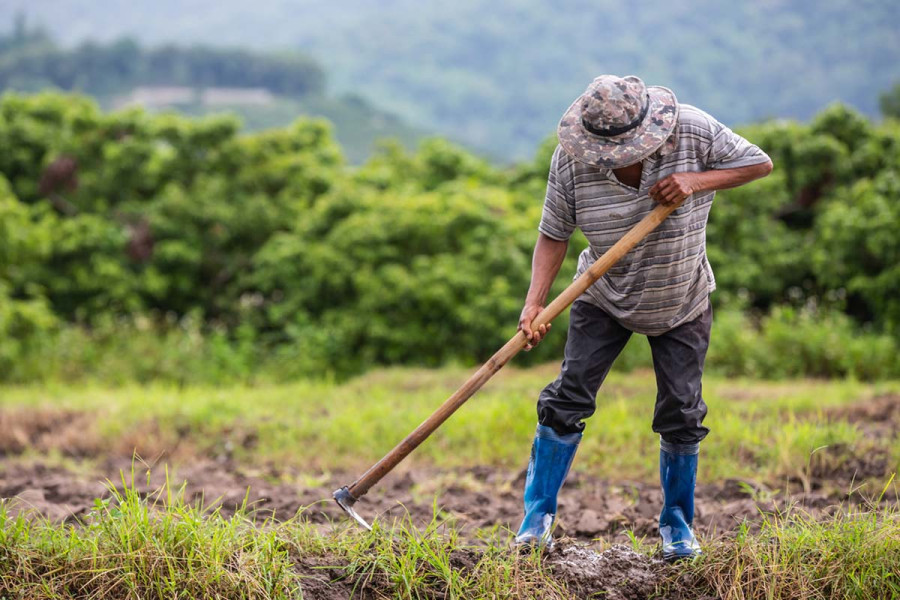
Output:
[334, 200, 682, 526]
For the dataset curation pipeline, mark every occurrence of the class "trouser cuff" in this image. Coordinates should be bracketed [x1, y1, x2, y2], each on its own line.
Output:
[536, 424, 583, 445]
[660, 439, 700, 455]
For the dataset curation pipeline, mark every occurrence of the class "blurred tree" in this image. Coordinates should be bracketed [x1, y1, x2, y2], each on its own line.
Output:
[0, 29, 325, 99]
[813, 171, 900, 333]
[880, 82, 900, 120]
[0, 93, 898, 379]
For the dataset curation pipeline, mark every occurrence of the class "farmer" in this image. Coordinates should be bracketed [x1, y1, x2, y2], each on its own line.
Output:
[515, 75, 773, 560]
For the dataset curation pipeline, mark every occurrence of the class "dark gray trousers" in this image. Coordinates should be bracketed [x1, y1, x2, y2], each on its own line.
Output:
[537, 299, 712, 445]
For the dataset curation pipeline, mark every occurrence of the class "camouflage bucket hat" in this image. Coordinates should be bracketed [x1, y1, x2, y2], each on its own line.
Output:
[558, 74, 679, 168]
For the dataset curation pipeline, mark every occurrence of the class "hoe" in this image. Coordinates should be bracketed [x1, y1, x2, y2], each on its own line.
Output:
[334, 200, 683, 530]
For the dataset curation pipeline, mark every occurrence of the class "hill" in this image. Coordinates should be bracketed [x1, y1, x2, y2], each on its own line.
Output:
[0, 20, 423, 162]
[3, 0, 899, 160]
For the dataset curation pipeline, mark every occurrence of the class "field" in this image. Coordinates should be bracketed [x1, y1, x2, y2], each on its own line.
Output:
[2, 6, 899, 598]
[1, 364, 899, 599]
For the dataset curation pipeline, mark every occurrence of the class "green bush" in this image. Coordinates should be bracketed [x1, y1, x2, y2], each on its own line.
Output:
[0, 314, 261, 385]
[0, 93, 899, 383]
[707, 305, 900, 380]
[4, 302, 896, 385]
[812, 171, 900, 334]
[0, 284, 58, 382]
[250, 183, 541, 371]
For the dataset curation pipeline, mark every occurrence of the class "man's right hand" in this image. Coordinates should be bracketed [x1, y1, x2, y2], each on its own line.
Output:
[518, 303, 551, 351]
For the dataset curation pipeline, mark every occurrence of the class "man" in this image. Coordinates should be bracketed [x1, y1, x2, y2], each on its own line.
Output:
[515, 75, 773, 560]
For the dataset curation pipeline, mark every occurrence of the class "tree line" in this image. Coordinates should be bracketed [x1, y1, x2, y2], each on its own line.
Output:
[0, 17, 324, 99]
[0, 93, 898, 383]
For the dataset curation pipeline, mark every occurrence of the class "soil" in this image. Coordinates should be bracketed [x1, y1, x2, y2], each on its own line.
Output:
[295, 553, 369, 600]
[545, 545, 669, 600]
[3, 459, 873, 600]
[0, 458, 885, 540]
[827, 393, 900, 438]
[1, 394, 898, 599]
[290, 542, 679, 600]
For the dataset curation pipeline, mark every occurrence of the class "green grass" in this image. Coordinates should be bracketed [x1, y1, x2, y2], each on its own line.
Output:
[0, 474, 298, 598]
[0, 473, 568, 599]
[2, 366, 898, 485]
[2, 472, 898, 599]
[2, 367, 900, 598]
[686, 480, 900, 600]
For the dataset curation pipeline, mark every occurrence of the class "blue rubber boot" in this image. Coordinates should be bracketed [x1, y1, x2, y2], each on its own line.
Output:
[515, 424, 581, 548]
[659, 440, 702, 561]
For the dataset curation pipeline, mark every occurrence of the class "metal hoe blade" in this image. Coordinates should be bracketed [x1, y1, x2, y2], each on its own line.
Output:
[333, 487, 372, 531]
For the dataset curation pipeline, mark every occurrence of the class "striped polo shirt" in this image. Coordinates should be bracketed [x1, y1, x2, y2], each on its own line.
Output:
[539, 104, 771, 335]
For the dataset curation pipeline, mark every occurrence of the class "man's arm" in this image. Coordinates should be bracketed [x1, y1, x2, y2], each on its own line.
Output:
[648, 160, 774, 205]
[519, 233, 569, 350]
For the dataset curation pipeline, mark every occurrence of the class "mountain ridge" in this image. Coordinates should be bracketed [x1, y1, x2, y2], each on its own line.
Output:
[4, 0, 898, 160]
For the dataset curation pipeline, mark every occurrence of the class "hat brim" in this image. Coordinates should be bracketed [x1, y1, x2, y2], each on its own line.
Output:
[557, 86, 679, 169]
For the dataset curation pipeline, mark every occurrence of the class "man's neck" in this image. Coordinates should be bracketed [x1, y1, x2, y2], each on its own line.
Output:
[612, 161, 643, 189]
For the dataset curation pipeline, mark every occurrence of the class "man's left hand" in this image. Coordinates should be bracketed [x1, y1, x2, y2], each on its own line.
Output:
[649, 173, 699, 205]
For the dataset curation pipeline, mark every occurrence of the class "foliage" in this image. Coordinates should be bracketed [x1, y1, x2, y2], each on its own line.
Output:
[0, 93, 342, 327]
[707, 105, 900, 332]
[812, 171, 900, 334]
[252, 179, 533, 371]
[708, 306, 900, 381]
[1, 305, 898, 386]
[0, 93, 899, 383]
[0, 172, 57, 378]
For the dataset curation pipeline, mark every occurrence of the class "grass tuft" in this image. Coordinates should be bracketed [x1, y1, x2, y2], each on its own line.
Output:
[684, 492, 900, 600]
[0, 469, 300, 599]
[3, 473, 900, 599]
[0, 470, 569, 599]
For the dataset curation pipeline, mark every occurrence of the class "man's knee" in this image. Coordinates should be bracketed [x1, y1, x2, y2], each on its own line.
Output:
[537, 383, 592, 435]
[652, 388, 709, 445]
[650, 303, 713, 446]
[534, 302, 631, 437]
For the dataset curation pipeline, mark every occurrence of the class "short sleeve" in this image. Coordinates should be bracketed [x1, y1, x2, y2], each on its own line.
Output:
[538, 146, 577, 241]
[705, 116, 771, 170]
